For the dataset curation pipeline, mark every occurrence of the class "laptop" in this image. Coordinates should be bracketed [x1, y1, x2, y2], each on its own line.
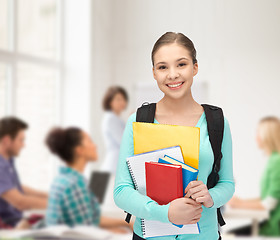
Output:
[89, 171, 111, 204]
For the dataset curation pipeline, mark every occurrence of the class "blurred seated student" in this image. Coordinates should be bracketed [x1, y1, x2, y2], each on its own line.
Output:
[228, 116, 280, 236]
[0, 117, 48, 228]
[45, 127, 133, 233]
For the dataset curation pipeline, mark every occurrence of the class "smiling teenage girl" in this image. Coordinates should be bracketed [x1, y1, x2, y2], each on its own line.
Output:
[113, 32, 235, 240]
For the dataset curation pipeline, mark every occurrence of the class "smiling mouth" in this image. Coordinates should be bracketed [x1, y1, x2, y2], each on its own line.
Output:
[166, 82, 185, 89]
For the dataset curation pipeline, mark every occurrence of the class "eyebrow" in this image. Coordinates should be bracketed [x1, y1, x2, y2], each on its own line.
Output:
[155, 57, 190, 66]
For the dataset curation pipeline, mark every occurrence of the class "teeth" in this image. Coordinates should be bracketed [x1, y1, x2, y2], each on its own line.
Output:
[168, 82, 183, 88]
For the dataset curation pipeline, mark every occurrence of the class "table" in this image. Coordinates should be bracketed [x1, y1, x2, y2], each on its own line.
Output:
[222, 206, 270, 236]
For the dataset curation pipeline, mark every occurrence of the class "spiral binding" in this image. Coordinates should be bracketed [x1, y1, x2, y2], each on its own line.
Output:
[127, 160, 139, 190]
[141, 218, 146, 237]
[127, 160, 146, 236]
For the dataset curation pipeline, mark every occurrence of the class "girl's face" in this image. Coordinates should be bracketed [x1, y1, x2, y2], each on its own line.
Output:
[110, 93, 127, 115]
[152, 43, 198, 100]
[76, 131, 98, 162]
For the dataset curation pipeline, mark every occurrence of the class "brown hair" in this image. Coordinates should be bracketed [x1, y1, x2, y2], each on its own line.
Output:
[0, 117, 28, 140]
[102, 86, 128, 111]
[46, 127, 83, 164]
[151, 32, 197, 66]
[258, 116, 280, 154]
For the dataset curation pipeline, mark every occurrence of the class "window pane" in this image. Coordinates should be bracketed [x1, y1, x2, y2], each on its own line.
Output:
[0, 63, 8, 117]
[0, 0, 9, 50]
[18, 0, 58, 59]
[15, 63, 59, 190]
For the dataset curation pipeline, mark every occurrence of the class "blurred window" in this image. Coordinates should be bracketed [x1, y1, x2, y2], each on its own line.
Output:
[18, 0, 58, 59]
[0, 0, 9, 50]
[0, 0, 61, 190]
[0, 64, 8, 117]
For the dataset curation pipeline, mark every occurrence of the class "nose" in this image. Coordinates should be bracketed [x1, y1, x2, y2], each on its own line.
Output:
[167, 67, 179, 80]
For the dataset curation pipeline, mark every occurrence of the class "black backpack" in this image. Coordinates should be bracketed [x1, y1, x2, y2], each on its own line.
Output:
[125, 102, 226, 227]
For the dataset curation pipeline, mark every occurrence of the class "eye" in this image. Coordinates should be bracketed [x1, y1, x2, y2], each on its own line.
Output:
[178, 63, 186, 67]
[158, 65, 167, 70]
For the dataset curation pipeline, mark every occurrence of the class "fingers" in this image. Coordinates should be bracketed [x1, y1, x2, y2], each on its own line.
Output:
[182, 197, 202, 206]
[195, 196, 208, 203]
[184, 181, 204, 194]
[185, 185, 204, 198]
[195, 207, 203, 215]
[189, 218, 200, 224]
[190, 189, 209, 200]
[188, 212, 202, 225]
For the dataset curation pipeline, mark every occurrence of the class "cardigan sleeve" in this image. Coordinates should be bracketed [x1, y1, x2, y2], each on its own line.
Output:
[113, 113, 170, 223]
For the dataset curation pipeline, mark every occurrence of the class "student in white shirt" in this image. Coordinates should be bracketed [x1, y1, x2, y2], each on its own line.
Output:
[100, 86, 128, 174]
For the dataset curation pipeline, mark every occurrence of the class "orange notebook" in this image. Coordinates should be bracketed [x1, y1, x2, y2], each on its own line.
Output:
[145, 162, 183, 205]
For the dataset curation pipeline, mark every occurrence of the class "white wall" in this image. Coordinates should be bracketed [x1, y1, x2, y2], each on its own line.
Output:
[58, 0, 94, 179]
[62, 0, 92, 131]
[89, 0, 115, 171]
[91, 0, 280, 197]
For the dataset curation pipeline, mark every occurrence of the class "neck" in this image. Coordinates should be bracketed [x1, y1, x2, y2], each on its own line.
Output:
[0, 145, 10, 160]
[69, 157, 87, 174]
[267, 150, 273, 156]
[112, 110, 120, 116]
[158, 91, 199, 114]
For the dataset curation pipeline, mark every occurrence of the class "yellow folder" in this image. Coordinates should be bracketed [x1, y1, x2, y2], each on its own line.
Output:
[133, 122, 200, 169]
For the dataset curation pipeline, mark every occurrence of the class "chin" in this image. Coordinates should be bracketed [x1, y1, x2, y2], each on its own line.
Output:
[13, 152, 20, 157]
[166, 91, 189, 100]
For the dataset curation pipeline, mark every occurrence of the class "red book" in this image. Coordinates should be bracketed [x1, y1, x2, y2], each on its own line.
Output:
[145, 162, 183, 205]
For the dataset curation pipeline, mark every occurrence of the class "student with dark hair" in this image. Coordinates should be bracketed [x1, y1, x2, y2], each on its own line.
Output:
[100, 86, 129, 173]
[45, 127, 133, 233]
[113, 32, 234, 239]
[0, 117, 48, 228]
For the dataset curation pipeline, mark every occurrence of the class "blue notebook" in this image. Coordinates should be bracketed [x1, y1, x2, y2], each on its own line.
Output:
[158, 155, 199, 193]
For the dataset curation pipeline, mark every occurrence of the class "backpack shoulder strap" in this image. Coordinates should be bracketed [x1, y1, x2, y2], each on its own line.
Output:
[202, 104, 224, 177]
[202, 104, 225, 226]
[136, 102, 156, 123]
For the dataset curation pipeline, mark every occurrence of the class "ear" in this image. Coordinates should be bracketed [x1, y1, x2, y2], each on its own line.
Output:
[74, 145, 83, 157]
[193, 63, 198, 77]
[2, 135, 12, 146]
[152, 67, 157, 80]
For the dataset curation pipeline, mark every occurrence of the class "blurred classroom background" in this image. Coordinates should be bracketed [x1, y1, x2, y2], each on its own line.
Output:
[0, 0, 280, 239]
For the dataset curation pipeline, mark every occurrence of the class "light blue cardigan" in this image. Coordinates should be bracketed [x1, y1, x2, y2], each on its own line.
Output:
[114, 112, 235, 239]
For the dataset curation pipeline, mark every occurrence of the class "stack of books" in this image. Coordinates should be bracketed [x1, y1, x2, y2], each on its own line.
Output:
[126, 122, 201, 238]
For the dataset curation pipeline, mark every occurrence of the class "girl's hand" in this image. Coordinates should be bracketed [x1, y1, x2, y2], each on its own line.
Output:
[184, 181, 214, 208]
[168, 197, 203, 225]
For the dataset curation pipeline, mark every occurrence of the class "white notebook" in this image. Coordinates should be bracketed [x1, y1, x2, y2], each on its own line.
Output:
[141, 219, 200, 238]
[126, 146, 200, 238]
[126, 146, 184, 195]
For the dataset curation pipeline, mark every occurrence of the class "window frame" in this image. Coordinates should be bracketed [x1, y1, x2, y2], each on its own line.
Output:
[0, 0, 63, 120]
[0, 0, 65, 190]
